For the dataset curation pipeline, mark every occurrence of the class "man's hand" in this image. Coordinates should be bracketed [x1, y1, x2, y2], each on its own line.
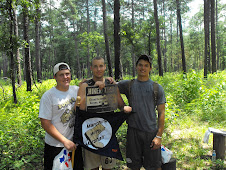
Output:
[123, 106, 132, 113]
[106, 77, 116, 84]
[63, 139, 77, 151]
[79, 79, 87, 87]
[40, 118, 78, 151]
[94, 81, 106, 90]
[150, 137, 161, 150]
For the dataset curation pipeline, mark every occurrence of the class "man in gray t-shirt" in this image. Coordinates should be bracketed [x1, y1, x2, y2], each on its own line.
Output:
[118, 55, 166, 170]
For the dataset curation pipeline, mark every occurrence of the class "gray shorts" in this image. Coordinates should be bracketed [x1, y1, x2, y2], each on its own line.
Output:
[126, 127, 162, 170]
[83, 149, 116, 169]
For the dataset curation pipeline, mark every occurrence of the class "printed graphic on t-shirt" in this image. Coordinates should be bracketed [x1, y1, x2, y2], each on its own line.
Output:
[58, 97, 76, 109]
[59, 97, 76, 127]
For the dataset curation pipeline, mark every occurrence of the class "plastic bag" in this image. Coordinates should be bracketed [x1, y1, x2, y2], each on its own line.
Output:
[52, 148, 73, 170]
[161, 145, 173, 164]
[203, 128, 211, 144]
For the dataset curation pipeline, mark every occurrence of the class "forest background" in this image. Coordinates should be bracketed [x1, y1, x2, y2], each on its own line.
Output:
[0, 0, 225, 169]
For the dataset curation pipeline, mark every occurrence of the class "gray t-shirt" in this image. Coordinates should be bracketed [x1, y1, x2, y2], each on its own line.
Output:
[118, 79, 166, 132]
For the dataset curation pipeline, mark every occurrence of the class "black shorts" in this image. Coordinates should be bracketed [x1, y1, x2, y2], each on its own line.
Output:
[126, 127, 161, 170]
[44, 143, 84, 170]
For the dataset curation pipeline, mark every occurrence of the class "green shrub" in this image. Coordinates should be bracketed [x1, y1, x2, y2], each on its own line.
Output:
[0, 83, 44, 169]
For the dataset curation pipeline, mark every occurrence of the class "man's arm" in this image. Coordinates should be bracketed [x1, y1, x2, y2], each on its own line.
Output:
[117, 87, 125, 110]
[76, 83, 88, 110]
[117, 87, 132, 113]
[40, 118, 77, 151]
[151, 103, 165, 150]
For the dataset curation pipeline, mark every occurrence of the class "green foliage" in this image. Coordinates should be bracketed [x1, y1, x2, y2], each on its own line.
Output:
[116, 70, 226, 169]
[0, 86, 44, 169]
[115, 122, 128, 167]
[121, 19, 156, 57]
[171, 70, 202, 105]
[78, 31, 105, 56]
[0, 71, 225, 169]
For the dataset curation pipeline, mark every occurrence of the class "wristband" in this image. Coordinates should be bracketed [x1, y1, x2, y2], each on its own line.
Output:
[156, 135, 162, 139]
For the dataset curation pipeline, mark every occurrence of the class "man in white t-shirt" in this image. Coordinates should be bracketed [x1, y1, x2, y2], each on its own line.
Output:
[39, 63, 83, 170]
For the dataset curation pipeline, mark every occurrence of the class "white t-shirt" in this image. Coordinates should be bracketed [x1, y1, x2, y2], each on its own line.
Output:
[39, 86, 79, 147]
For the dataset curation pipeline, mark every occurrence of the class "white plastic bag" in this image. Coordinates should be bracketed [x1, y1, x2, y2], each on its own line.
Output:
[203, 128, 211, 144]
[52, 148, 73, 170]
[161, 145, 173, 164]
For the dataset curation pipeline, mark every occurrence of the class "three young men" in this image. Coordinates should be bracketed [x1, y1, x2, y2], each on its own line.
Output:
[39, 54, 166, 170]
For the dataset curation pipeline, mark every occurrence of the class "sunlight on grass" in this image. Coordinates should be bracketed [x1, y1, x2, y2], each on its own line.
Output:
[164, 113, 225, 169]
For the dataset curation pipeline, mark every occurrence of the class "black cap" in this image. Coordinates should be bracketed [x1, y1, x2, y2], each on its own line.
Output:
[136, 55, 152, 66]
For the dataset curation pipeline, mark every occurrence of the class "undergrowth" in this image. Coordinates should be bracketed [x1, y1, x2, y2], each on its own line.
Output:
[0, 70, 225, 169]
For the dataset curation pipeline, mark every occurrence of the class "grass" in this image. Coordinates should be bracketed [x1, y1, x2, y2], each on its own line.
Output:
[115, 114, 225, 169]
[164, 114, 224, 169]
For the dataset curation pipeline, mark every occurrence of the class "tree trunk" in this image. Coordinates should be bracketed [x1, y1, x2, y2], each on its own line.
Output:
[102, 0, 113, 77]
[86, 0, 91, 77]
[13, 3, 22, 86]
[216, 0, 219, 70]
[2, 53, 8, 77]
[23, 4, 32, 91]
[176, 0, 186, 74]
[170, 12, 173, 72]
[35, 2, 42, 82]
[8, 0, 17, 103]
[94, 7, 97, 31]
[76, 39, 82, 79]
[163, 0, 167, 72]
[48, 0, 54, 79]
[114, 0, 122, 81]
[176, 10, 180, 71]
[204, 0, 211, 78]
[211, 0, 216, 73]
[153, 0, 163, 76]
[148, 32, 151, 56]
[131, 0, 135, 77]
[207, 1, 211, 73]
[72, 20, 82, 79]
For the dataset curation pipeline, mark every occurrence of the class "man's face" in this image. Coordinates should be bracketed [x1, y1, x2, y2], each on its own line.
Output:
[136, 59, 152, 77]
[54, 69, 71, 90]
[91, 59, 106, 79]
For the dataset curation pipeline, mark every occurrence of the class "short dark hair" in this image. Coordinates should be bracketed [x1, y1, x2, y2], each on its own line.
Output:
[91, 56, 105, 65]
[136, 54, 152, 67]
